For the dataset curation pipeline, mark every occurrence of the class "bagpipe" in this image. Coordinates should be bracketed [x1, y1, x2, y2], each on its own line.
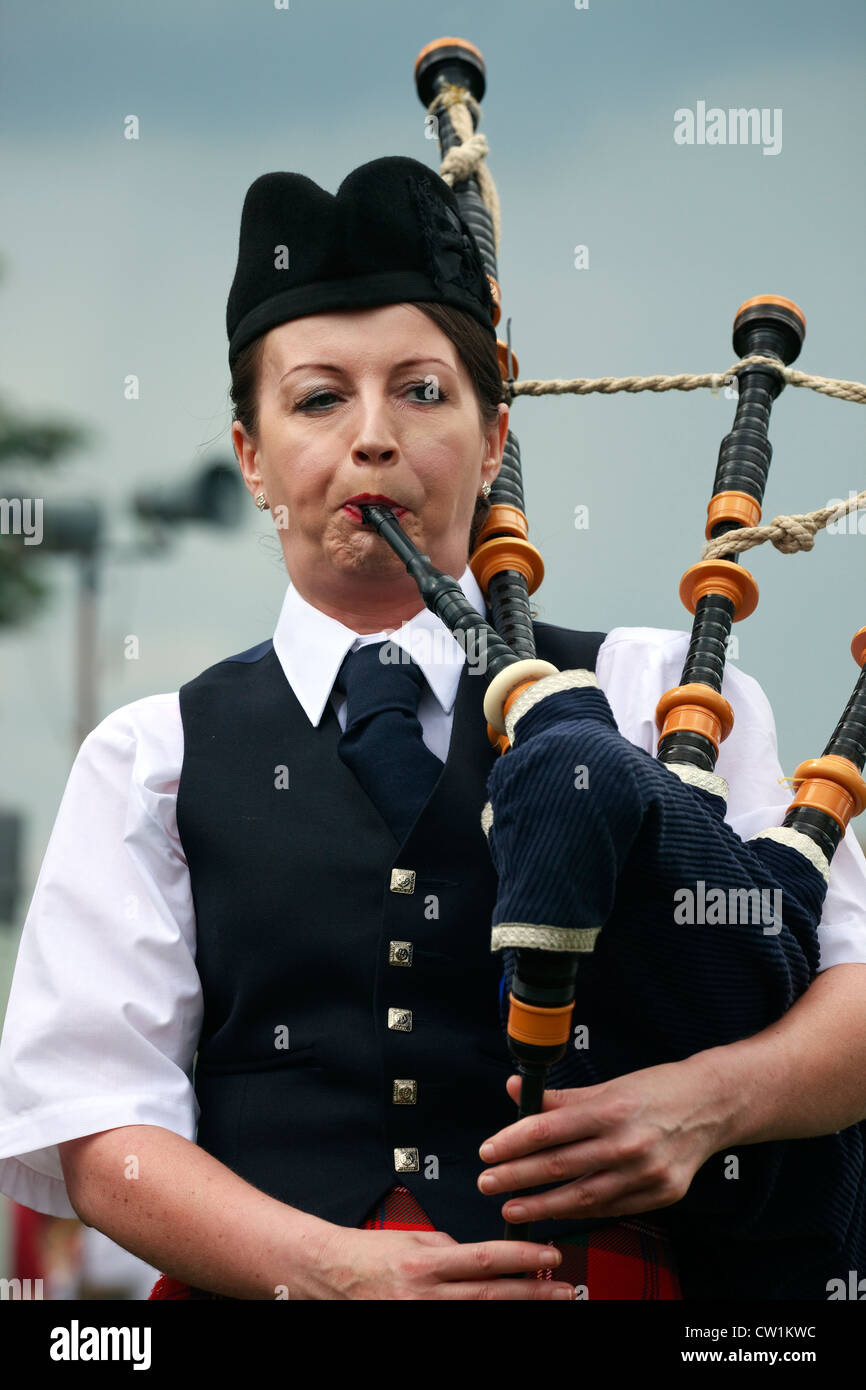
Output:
[363, 37, 866, 1297]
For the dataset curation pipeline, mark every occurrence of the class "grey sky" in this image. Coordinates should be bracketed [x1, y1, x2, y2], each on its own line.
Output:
[1, 0, 864, 908]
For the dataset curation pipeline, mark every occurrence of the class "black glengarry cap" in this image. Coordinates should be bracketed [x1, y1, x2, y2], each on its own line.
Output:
[226, 155, 497, 366]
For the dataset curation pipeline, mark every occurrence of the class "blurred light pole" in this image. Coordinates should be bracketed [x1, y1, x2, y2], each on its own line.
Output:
[16, 459, 243, 751]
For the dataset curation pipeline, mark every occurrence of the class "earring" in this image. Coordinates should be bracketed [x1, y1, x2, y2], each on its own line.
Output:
[255, 493, 270, 511]
[481, 481, 492, 499]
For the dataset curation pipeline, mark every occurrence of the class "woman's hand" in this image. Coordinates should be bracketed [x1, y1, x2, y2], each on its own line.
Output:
[477, 1055, 728, 1225]
[305, 1226, 575, 1300]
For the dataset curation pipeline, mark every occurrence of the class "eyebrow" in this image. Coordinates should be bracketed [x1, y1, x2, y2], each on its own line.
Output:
[278, 357, 455, 385]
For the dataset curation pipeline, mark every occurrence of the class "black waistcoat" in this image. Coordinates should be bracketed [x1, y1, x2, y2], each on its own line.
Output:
[176, 619, 605, 1244]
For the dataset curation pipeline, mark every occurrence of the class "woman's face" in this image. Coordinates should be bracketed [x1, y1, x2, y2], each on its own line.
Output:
[232, 303, 508, 623]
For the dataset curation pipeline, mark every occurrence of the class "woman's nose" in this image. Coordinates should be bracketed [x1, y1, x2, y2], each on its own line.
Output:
[350, 393, 399, 464]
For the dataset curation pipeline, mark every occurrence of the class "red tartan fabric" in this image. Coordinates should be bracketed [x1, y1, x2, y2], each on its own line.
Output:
[537, 1220, 682, 1299]
[147, 1184, 681, 1300]
[360, 1184, 437, 1231]
[148, 1273, 198, 1300]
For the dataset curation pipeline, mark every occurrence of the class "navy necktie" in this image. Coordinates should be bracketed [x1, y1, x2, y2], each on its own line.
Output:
[334, 642, 445, 843]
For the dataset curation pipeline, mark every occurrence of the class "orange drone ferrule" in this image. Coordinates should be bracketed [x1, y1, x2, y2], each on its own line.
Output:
[788, 755, 866, 832]
[851, 627, 866, 668]
[487, 722, 510, 754]
[497, 340, 519, 380]
[475, 504, 530, 547]
[470, 535, 545, 596]
[679, 559, 759, 621]
[656, 683, 735, 754]
[414, 35, 486, 73]
[734, 294, 806, 334]
[507, 994, 574, 1049]
[488, 670, 554, 751]
[705, 491, 762, 539]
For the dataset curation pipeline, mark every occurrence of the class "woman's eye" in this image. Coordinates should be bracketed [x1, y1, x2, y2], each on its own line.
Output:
[295, 383, 449, 411]
[408, 381, 449, 403]
[296, 390, 339, 411]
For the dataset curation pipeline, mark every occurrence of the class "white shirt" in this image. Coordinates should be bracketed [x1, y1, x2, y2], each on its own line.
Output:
[1, 566, 865, 1218]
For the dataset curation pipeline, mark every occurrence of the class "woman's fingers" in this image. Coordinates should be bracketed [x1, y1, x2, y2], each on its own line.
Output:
[479, 1138, 608, 1195]
[367, 1234, 575, 1298]
[424, 1237, 563, 1283]
[478, 1120, 690, 1220]
[500, 1170, 687, 1224]
[480, 1083, 608, 1163]
[475, 1063, 716, 1226]
[425, 1239, 574, 1299]
[322, 1230, 579, 1298]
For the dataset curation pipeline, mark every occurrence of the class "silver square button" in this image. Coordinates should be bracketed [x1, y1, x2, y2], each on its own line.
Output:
[390, 868, 416, 894]
[388, 940, 414, 967]
[394, 1147, 420, 1173]
[392, 1079, 418, 1105]
[387, 1008, 413, 1032]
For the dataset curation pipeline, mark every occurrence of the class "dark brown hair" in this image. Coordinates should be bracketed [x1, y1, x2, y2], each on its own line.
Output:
[229, 302, 505, 555]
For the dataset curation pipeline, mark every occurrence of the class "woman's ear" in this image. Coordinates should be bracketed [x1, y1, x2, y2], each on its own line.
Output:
[232, 420, 264, 501]
[482, 402, 509, 486]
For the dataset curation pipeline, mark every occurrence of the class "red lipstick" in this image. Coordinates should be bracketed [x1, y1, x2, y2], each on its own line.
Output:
[343, 493, 408, 523]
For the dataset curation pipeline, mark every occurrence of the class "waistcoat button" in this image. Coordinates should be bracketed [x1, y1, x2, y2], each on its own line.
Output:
[393, 1079, 418, 1104]
[394, 1147, 420, 1173]
[390, 868, 416, 894]
[388, 1008, 413, 1032]
[388, 940, 414, 966]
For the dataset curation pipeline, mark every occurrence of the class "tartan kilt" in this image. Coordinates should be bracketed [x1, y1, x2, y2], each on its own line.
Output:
[147, 1185, 681, 1300]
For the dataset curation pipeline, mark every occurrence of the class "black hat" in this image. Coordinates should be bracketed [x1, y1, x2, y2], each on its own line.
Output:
[226, 155, 497, 366]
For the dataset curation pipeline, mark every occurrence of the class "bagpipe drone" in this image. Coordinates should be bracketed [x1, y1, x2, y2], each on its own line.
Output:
[360, 38, 866, 1298]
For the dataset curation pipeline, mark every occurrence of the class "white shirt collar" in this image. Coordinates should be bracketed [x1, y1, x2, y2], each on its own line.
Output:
[272, 565, 488, 728]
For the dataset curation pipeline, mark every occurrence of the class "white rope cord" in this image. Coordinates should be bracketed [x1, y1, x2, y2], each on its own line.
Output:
[426, 104, 865, 563]
[508, 355, 866, 406]
[428, 87, 502, 255]
[701, 489, 866, 561]
[425, 98, 866, 410]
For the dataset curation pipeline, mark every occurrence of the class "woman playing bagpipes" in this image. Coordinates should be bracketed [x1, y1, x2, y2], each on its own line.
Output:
[0, 144, 865, 1300]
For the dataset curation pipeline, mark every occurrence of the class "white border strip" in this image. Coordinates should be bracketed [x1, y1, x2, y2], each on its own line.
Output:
[491, 923, 601, 952]
[665, 761, 729, 803]
[749, 825, 831, 883]
[506, 669, 600, 745]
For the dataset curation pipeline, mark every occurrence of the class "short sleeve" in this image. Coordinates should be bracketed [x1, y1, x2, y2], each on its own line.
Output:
[0, 692, 202, 1217]
[597, 627, 866, 972]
